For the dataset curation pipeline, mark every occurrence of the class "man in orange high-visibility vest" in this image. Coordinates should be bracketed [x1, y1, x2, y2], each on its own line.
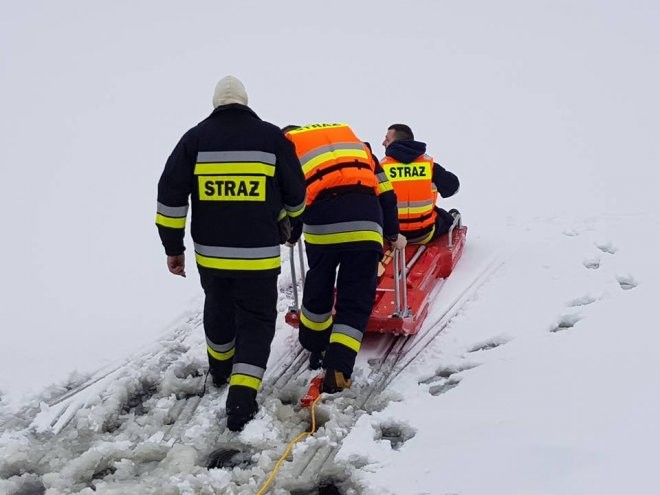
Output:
[381, 124, 460, 244]
[284, 123, 406, 394]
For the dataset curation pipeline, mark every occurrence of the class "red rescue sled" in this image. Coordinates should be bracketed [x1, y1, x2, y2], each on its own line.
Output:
[285, 217, 467, 335]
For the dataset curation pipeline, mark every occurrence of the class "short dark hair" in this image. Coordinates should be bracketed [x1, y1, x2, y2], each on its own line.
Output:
[281, 124, 300, 133]
[387, 123, 414, 141]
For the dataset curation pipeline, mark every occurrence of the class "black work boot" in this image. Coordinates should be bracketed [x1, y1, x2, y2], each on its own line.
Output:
[209, 365, 231, 387]
[448, 208, 462, 227]
[322, 369, 352, 394]
[226, 388, 258, 432]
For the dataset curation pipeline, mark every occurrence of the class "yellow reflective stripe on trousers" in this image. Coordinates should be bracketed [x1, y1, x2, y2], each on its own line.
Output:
[300, 311, 333, 331]
[195, 254, 280, 271]
[194, 162, 276, 176]
[329, 332, 362, 353]
[155, 213, 186, 229]
[207, 346, 235, 361]
[303, 230, 383, 246]
[230, 374, 262, 391]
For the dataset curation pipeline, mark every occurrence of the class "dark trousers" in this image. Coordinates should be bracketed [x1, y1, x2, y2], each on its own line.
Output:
[433, 207, 455, 238]
[403, 207, 455, 243]
[299, 247, 380, 377]
[200, 272, 278, 411]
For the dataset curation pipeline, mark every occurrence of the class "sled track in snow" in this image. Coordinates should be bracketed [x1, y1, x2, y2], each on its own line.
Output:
[0, 256, 503, 494]
[265, 254, 505, 492]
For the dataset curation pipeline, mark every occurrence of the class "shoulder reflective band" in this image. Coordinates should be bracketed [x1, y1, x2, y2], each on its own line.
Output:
[155, 201, 188, 229]
[194, 243, 281, 271]
[383, 162, 432, 182]
[303, 221, 383, 246]
[198, 176, 266, 201]
[300, 142, 369, 175]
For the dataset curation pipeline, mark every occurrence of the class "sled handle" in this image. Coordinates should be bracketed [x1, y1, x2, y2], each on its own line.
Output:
[288, 242, 306, 312]
[289, 244, 299, 311]
[447, 213, 462, 248]
[393, 247, 411, 318]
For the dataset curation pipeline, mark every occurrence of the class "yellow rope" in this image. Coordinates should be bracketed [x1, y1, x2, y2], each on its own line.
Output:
[255, 394, 322, 495]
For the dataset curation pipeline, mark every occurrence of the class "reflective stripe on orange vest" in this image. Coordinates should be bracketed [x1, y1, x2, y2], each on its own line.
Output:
[381, 154, 437, 231]
[285, 123, 379, 205]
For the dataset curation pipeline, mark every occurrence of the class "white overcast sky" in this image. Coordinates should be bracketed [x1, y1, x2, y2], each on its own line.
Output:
[1, 0, 658, 400]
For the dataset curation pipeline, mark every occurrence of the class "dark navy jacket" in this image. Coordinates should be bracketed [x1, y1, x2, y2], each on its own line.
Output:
[156, 104, 307, 277]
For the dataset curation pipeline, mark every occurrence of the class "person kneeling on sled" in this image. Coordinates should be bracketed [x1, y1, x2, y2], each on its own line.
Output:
[283, 123, 406, 394]
[381, 123, 460, 244]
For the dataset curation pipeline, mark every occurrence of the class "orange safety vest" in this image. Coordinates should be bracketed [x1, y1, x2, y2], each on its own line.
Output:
[285, 123, 379, 205]
[381, 154, 437, 232]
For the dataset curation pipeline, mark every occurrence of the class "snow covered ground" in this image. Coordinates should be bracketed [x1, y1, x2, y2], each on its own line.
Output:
[2, 1, 659, 494]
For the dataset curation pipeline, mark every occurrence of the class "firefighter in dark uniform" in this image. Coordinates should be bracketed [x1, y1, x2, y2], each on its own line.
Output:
[283, 123, 406, 393]
[156, 76, 306, 432]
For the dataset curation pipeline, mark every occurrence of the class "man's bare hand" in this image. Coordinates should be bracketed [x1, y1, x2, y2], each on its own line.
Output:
[167, 254, 186, 277]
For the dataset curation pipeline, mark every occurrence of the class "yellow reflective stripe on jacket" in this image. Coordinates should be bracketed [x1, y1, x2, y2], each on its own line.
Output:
[303, 221, 383, 246]
[156, 202, 188, 229]
[195, 254, 280, 271]
[398, 199, 434, 216]
[302, 148, 369, 175]
[283, 198, 306, 218]
[155, 213, 186, 229]
[286, 123, 348, 135]
[197, 150, 276, 165]
[194, 162, 276, 176]
[194, 243, 281, 271]
[376, 172, 394, 194]
[304, 231, 383, 246]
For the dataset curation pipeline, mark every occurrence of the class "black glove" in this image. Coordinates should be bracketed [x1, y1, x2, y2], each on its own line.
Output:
[286, 218, 303, 245]
[278, 217, 292, 245]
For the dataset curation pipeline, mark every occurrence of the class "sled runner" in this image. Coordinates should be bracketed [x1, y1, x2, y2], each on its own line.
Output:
[285, 215, 467, 336]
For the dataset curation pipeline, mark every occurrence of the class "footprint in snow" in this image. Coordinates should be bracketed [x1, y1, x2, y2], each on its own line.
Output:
[595, 241, 618, 255]
[375, 421, 416, 450]
[467, 336, 510, 353]
[420, 363, 478, 397]
[567, 294, 598, 307]
[617, 274, 638, 291]
[582, 255, 601, 270]
[550, 313, 583, 333]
